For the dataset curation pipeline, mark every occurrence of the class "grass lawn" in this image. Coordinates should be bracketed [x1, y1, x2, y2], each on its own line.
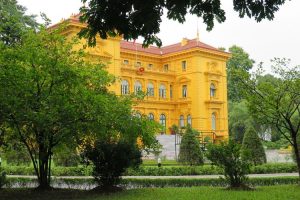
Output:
[0, 185, 299, 200]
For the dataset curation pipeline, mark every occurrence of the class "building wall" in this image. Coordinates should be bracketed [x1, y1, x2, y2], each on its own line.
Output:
[59, 18, 230, 141]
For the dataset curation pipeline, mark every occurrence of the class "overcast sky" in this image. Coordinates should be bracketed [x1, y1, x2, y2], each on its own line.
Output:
[19, 0, 300, 69]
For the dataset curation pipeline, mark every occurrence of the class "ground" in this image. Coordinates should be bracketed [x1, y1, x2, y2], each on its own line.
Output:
[0, 185, 299, 200]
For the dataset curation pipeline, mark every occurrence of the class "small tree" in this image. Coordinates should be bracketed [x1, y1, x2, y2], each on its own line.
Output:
[178, 125, 203, 166]
[242, 126, 266, 165]
[82, 139, 142, 190]
[206, 140, 250, 189]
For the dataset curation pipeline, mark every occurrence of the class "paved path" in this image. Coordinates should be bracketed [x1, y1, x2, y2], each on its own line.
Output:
[7, 173, 299, 179]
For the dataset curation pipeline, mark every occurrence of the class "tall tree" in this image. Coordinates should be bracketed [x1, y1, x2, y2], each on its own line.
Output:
[227, 45, 255, 102]
[79, 0, 288, 46]
[0, 0, 37, 45]
[0, 26, 158, 189]
[238, 58, 300, 179]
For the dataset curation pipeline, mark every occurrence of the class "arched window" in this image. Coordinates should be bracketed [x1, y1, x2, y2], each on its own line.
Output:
[211, 113, 216, 131]
[134, 81, 142, 94]
[179, 115, 184, 128]
[160, 114, 166, 133]
[148, 113, 154, 120]
[187, 115, 192, 126]
[147, 83, 154, 97]
[121, 80, 129, 95]
[159, 84, 166, 98]
[182, 85, 187, 98]
[210, 83, 216, 98]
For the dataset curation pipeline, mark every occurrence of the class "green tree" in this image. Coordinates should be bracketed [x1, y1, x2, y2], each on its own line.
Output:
[227, 46, 255, 102]
[0, 0, 37, 45]
[0, 26, 124, 189]
[242, 126, 266, 165]
[237, 58, 300, 180]
[229, 100, 253, 143]
[79, 0, 288, 46]
[178, 125, 203, 166]
[206, 140, 250, 189]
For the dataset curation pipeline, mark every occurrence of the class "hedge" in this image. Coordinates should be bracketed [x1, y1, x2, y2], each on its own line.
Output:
[2, 163, 298, 176]
[5, 176, 300, 189]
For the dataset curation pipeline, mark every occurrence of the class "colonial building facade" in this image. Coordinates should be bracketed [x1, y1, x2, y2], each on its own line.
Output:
[56, 14, 230, 141]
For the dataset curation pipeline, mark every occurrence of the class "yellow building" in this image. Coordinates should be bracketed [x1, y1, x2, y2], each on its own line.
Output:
[55, 14, 231, 142]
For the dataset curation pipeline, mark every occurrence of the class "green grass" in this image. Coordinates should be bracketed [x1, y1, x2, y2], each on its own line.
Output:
[0, 185, 299, 200]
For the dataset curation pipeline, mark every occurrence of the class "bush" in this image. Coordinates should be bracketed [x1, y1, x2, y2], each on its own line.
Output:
[82, 140, 142, 189]
[178, 125, 203, 166]
[206, 140, 250, 188]
[242, 126, 266, 165]
[2, 146, 31, 166]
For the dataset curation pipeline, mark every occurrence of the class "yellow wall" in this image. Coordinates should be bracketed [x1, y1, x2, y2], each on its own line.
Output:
[58, 17, 230, 141]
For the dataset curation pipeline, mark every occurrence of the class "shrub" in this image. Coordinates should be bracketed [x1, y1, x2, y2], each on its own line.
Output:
[82, 140, 142, 189]
[178, 125, 203, 166]
[242, 126, 266, 165]
[2, 146, 31, 166]
[206, 140, 250, 189]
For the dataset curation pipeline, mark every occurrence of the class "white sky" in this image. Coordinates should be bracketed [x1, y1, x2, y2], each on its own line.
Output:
[18, 0, 300, 68]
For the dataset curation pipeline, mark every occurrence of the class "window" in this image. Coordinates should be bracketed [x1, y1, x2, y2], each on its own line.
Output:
[147, 83, 154, 97]
[163, 64, 168, 71]
[148, 63, 153, 69]
[182, 61, 187, 71]
[170, 85, 173, 99]
[135, 112, 142, 119]
[160, 114, 166, 133]
[159, 84, 166, 98]
[134, 81, 142, 94]
[210, 83, 216, 98]
[179, 115, 184, 128]
[123, 60, 129, 65]
[212, 113, 216, 131]
[121, 80, 129, 95]
[182, 85, 187, 98]
[148, 113, 154, 120]
[136, 61, 141, 67]
[187, 115, 192, 126]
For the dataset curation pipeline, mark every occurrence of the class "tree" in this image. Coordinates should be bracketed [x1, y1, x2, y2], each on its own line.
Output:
[227, 46, 255, 102]
[237, 58, 300, 179]
[79, 0, 288, 46]
[242, 126, 266, 165]
[0, 26, 119, 189]
[206, 140, 250, 189]
[178, 125, 203, 166]
[0, 0, 37, 45]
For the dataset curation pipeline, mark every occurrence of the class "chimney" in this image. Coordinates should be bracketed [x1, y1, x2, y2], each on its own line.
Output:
[181, 38, 188, 46]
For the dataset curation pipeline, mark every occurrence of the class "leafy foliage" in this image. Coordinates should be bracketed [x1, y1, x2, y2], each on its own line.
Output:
[206, 140, 250, 188]
[237, 58, 300, 179]
[79, 0, 288, 47]
[0, 0, 37, 45]
[242, 126, 267, 165]
[82, 139, 142, 189]
[178, 125, 203, 166]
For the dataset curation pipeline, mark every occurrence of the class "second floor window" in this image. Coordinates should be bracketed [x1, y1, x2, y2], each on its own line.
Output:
[121, 80, 129, 95]
[134, 81, 142, 94]
[148, 113, 154, 120]
[136, 61, 141, 67]
[210, 83, 216, 98]
[123, 60, 129, 65]
[182, 61, 187, 71]
[182, 85, 187, 98]
[147, 83, 154, 97]
[163, 64, 168, 71]
[170, 85, 173, 99]
[148, 63, 153, 69]
[179, 115, 184, 128]
[159, 84, 166, 98]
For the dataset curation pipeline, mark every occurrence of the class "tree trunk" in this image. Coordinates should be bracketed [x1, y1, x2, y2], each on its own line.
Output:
[293, 143, 300, 183]
[37, 146, 51, 190]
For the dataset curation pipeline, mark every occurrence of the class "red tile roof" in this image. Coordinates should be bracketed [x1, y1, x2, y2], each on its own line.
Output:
[120, 39, 226, 55]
